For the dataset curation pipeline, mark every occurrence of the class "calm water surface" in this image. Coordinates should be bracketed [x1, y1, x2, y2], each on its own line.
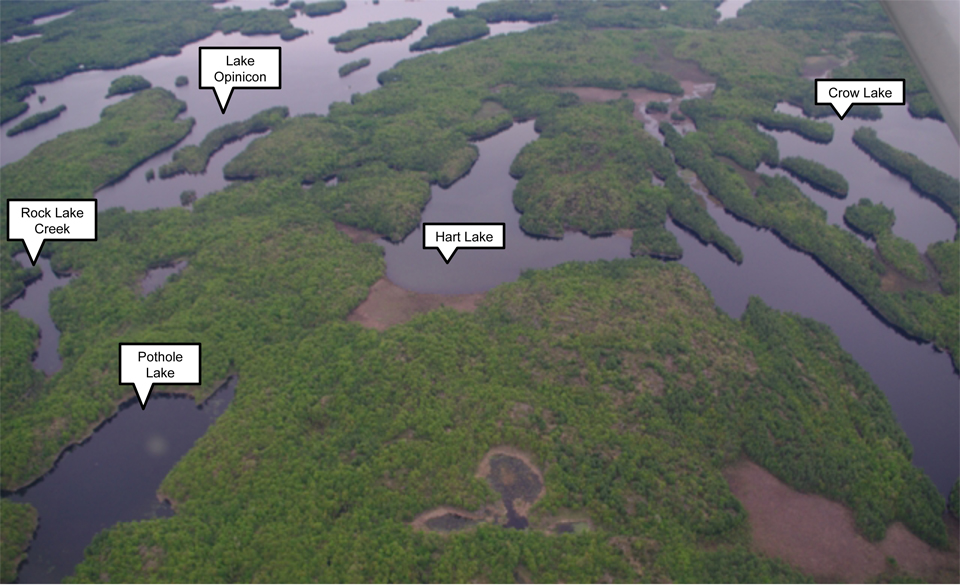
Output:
[5, 380, 236, 584]
[1, 2, 958, 581]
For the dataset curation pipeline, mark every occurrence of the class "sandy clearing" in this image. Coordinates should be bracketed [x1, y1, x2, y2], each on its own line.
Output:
[724, 459, 959, 583]
[347, 278, 484, 331]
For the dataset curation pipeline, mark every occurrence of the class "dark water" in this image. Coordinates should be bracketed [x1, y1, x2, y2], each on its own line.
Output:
[140, 261, 188, 296]
[381, 121, 633, 294]
[4, 379, 235, 584]
[6, 256, 74, 376]
[0, 2, 958, 581]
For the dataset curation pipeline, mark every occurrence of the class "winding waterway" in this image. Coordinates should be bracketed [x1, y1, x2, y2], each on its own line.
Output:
[1, 1, 958, 581]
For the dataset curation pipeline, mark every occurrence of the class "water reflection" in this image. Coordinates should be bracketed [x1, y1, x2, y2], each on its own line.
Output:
[6, 256, 73, 376]
[380, 122, 633, 294]
[3, 378, 236, 584]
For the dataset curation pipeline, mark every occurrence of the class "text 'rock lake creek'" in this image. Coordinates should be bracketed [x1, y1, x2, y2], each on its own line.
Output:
[1, 0, 957, 581]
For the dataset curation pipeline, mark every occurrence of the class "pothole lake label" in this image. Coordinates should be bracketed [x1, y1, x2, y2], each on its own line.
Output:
[7, 199, 97, 265]
[119, 343, 201, 409]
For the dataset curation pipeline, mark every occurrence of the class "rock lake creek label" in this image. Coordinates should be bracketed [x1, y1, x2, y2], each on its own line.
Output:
[6, 199, 97, 264]
[119, 343, 202, 409]
[199, 46, 281, 114]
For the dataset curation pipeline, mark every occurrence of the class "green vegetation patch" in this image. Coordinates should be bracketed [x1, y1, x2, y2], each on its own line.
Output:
[853, 127, 960, 222]
[329, 18, 421, 52]
[0, 256, 41, 307]
[62, 258, 944, 582]
[106, 75, 151, 97]
[175, 75, 189, 87]
[832, 36, 942, 122]
[733, 0, 893, 37]
[876, 233, 928, 282]
[5, 104, 66, 137]
[453, 0, 719, 30]
[645, 101, 669, 114]
[664, 122, 959, 367]
[950, 480, 960, 520]
[159, 106, 288, 178]
[311, 162, 431, 241]
[302, 0, 346, 17]
[1, 311, 44, 416]
[844, 199, 895, 239]
[410, 16, 489, 51]
[779, 156, 848, 198]
[926, 239, 959, 296]
[0, 500, 37, 583]
[338, 58, 371, 78]
[754, 110, 833, 144]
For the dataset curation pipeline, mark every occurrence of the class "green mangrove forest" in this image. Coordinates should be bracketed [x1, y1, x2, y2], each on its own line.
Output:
[1, 0, 957, 582]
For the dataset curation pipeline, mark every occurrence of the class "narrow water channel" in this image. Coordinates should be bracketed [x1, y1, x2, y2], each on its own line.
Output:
[4, 379, 236, 584]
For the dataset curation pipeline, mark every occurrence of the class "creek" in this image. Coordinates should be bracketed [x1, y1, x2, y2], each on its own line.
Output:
[1, 1, 957, 581]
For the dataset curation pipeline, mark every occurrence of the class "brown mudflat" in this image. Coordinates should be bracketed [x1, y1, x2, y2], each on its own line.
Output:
[724, 460, 959, 583]
[347, 278, 484, 331]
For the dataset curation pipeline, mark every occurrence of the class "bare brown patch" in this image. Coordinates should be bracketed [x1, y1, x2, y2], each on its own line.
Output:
[410, 506, 486, 532]
[334, 222, 382, 244]
[802, 55, 842, 79]
[347, 278, 484, 331]
[725, 460, 959, 583]
[138, 545, 164, 572]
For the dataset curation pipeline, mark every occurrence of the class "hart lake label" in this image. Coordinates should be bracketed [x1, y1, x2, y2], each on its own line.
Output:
[119, 343, 201, 409]
[423, 223, 506, 263]
[815, 78, 905, 119]
[7, 199, 97, 265]
[199, 47, 281, 114]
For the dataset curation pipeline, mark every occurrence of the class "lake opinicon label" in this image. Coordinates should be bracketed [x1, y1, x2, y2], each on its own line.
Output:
[423, 222, 506, 263]
[815, 78, 905, 119]
[199, 47, 281, 114]
[119, 343, 201, 409]
[7, 199, 97, 265]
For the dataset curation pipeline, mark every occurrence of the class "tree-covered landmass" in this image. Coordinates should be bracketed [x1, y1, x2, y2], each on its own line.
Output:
[218, 7, 305, 39]
[5, 104, 66, 137]
[844, 198, 895, 238]
[452, 0, 719, 30]
[301, 0, 346, 17]
[159, 107, 288, 178]
[311, 162, 431, 241]
[832, 36, 942, 121]
[410, 16, 489, 51]
[0, 0, 93, 41]
[853, 127, 960, 222]
[0, 256, 41, 307]
[646, 101, 668, 114]
[0, 311, 43, 416]
[507, 100, 740, 262]
[876, 232, 928, 282]
[0, 180, 384, 492]
[0, 500, 37, 584]
[779, 156, 848, 198]
[926, 239, 959, 296]
[57, 258, 944, 583]
[329, 18, 421, 52]
[663, 122, 959, 366]
[0, 1, 303, 119]
[753, 110, 833, 144]
[732, 0, 893, 37]
[105, 75, 151, 98]
[0, 86, 34, 124]
[0, 89, 193, 208]
[339, 58, 371, 77]
[0, 89, 194, 297]
[950, 480, 960, 520]
[175, 75, 189, 87]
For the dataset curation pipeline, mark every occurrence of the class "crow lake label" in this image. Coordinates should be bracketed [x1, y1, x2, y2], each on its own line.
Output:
[119, 343, 202, 409]
[199, 47, 281, 114]
[422, 223, 506, 263]
[815, 78, 905, 119]
[7, 199, 98, 265]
